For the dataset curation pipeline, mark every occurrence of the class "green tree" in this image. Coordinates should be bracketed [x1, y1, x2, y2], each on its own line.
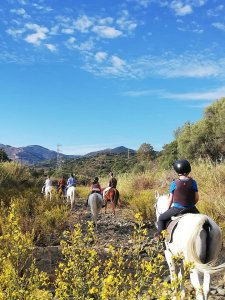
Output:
[137, 143, 156, 161]
[159, 141, 178, 169]
[0, 149, 10, 162]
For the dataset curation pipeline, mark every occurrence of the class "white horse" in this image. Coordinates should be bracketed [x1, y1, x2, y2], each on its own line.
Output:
[155, 191, 225, 300]
[88, 192, 103, 228]
[66, 186, 76, 210]
[44, 185, 54, 200]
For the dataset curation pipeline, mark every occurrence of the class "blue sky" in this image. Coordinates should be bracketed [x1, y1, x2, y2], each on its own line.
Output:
[1, 0, 225, 155]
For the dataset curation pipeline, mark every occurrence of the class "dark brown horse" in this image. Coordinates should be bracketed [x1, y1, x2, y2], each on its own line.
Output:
[103, 187, 120, 215]
[57, 186, 66, 200]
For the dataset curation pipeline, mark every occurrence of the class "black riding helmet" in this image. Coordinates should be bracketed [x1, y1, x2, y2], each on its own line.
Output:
[94, 176, 99, 182]
[173, 159, 191, 175]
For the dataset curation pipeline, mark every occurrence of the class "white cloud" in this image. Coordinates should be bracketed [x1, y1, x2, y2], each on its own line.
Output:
[24, 23, 48, 45]
[17, 0, 27, 4]
[95, 51, 107, 62]
[98, 17, 114, 25]
[122, 86, 225, 103]
[68, 38, 94, 51]
[45, 43, 57, 52]
[32, 3, 53, 12]
[10, 8, 30, 18]
[50, 25, 59, 35]
[164, 86, 225, 101]
[6, 27, 26, 38]
[111, 55, 125, 69]
[207, 5, 224, 17]
[137, 0, 151, 8]
[116, 10, 137, 33]
[67, 37, 76, 44]
[83, 51, 225, 80]
[130, 53, 222, 79]
[212, 22, 225, 31]
[170, 1, 193, 16]
[158, 61, 218, 78]
[61, 28, 74, 34]
[74, 15, 93, 33]
[92, 25, 122, 38]
[83, 54, 133, 78]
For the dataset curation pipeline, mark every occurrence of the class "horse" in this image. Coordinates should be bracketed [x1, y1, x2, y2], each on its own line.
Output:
[66, 186, 76, 210]
[155, 191, 225, 300]
[44, 185, 55, 201]
[88, 192, 103, 228]
[57, 185, 66, 199]
[103, 187, 119, 215]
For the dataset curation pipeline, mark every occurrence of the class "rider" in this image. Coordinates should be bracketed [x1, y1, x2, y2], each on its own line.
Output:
[85, 176, 102, 207]
[155, 159, 199, 239]
[66, 173, 76, 189]
[57, 175, 67, 195]
[103, 171, 117, 196]
[41, 175, 52, 194]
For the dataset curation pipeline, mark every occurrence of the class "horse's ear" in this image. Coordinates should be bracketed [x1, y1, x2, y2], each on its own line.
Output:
[155, 190, 159, 200]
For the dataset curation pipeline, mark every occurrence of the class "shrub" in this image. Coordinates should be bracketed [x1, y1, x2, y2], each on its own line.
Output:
[55, 214, 194, 300]
[0, 203, 52, 299]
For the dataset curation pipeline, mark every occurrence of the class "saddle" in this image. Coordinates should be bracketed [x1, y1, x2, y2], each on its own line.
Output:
[165, 215, 184, 243]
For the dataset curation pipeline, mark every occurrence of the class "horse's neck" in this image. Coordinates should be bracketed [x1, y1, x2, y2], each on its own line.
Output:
[156, 195, 170, 216]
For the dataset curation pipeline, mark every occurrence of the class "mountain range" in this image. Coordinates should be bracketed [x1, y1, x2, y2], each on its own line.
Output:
[0, 144, 135, 165]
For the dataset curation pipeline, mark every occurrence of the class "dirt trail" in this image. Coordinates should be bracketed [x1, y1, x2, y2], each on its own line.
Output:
[65, 198, 225, 299]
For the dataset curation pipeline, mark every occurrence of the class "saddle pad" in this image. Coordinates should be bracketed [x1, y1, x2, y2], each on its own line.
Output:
[165, 215, 184, 243]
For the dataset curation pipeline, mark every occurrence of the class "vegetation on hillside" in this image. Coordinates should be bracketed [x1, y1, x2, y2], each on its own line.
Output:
[159, 97, 225, 168]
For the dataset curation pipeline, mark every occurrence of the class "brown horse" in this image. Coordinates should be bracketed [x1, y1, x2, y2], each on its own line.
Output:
[103, 187, 120, 215]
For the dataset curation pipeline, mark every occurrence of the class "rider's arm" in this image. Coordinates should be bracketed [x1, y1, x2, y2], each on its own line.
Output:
[192, 180, 199, 204]
[168, 193, 173, 208]
[168, 180, 176, 208]
[194, 192, 199, 204]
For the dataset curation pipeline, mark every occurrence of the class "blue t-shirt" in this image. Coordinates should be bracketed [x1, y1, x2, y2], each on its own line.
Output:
[67, 177, 76, 187]
[169, 178, 198, 208]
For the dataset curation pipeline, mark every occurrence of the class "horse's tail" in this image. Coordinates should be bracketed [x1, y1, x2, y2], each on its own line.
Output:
[186, 215, 225, 273]
[90, 193, 98, 224]
[113, 189, 119, 205]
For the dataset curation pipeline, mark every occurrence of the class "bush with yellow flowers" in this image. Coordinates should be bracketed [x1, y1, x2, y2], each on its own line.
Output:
[55, 213, 195, 300]
[0, 203, 52, 300]
[55, 221, 101, 300]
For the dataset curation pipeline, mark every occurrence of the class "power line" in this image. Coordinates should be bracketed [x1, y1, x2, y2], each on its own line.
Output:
[57, 144, 62, 169]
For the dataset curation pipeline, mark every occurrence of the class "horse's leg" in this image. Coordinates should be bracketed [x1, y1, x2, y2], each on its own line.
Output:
[203, 272, 210, 300]
[71, 193, 75, 211]
[164, 249, 178, 282]
[164, 249, 180, 299]
[71, 197, 73, 211]
[178, 262, 185, 299]
[190, 269, 204, 300]
[111, 201, 115, 215]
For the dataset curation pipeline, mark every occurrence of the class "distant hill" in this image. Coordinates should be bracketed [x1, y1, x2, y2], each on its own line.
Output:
[0, 144, 79, 165]
[0, 144, 135, 165]
[84, 146, 136, 157]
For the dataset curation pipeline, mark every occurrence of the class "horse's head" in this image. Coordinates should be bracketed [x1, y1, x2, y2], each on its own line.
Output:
[154, 190, 170, 221]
